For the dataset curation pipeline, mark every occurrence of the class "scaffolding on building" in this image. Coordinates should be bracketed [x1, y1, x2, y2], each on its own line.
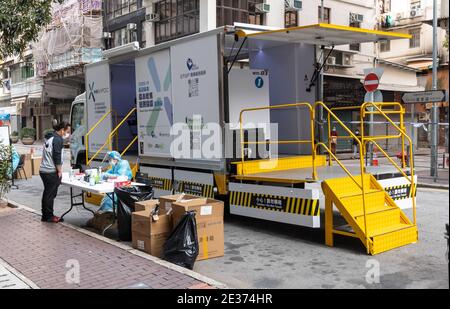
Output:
[32, 0, 103, 77]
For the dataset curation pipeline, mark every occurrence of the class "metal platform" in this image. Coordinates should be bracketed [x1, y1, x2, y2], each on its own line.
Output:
[233, 164, 401, 183]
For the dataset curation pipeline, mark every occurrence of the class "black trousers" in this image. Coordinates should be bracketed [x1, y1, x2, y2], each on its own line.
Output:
[40, 172, 61, 220]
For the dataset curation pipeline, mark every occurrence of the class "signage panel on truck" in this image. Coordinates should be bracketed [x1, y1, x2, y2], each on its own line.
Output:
[85, 63, 112, 154]
[135, 49, 173, 157]
[170, 34, 221, 161]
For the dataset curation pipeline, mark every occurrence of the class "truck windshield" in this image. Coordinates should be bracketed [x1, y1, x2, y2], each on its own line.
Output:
[71, 103, 84, 131]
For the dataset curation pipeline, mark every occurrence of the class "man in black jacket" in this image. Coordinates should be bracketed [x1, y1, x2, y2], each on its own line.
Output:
[40, 121, 71, 223]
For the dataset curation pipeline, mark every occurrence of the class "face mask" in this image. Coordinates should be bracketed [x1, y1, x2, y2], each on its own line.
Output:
[109, 160, 116, 166]
[63, 133, 70, 139]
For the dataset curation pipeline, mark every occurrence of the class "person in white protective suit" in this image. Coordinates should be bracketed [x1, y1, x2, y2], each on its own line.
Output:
[98, 151, 132, 213]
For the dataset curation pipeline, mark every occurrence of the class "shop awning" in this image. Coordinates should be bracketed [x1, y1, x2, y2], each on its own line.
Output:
[0, 106, 17, 116]
[236, 23, 411, 46]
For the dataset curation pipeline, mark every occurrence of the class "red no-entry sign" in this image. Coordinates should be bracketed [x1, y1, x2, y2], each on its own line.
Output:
[364, 73, 379, 93]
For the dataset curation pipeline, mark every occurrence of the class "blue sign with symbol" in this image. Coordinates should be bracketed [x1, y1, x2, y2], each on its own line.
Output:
[255, 77, 264, 88]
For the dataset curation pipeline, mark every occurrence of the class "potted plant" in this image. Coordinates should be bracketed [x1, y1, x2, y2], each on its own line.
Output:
[10, 131, 19, 143]
[20, 127, 36, 145]
[43, 128, 54, 138]
[0, 144, 12, 208]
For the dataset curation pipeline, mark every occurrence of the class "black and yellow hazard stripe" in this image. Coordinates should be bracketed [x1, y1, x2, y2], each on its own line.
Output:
[384, 183, 416, 200]
[177, 181, 215, 198]
[148, 177, 172, 191]
[229, 191, 320, 216]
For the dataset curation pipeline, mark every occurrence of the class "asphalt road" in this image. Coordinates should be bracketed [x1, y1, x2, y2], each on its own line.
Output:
[6, 174, 449, 289]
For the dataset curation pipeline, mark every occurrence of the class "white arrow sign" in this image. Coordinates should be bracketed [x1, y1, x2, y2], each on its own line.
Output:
[402, 90, 447, 104]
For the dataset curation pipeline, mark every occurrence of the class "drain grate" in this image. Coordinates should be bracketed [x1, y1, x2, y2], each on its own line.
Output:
[0, 266, 31, 289]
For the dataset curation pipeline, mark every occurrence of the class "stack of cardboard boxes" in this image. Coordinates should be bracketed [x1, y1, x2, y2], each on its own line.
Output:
[131, 194, 224, 261]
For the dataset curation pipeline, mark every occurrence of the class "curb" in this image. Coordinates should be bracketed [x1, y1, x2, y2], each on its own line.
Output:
[417, 183, 449, 190]
[5, 199, 228, 290]
[0, 258, 40, 289]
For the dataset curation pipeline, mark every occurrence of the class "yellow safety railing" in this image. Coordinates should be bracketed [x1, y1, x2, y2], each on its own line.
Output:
[315, 102, 369, 252]
[86, 108, 137, 166]
[85, 109, 116, 166]
[360, 102, 407, 168]
[239, 102, 315, 177]
[361, 102, 416, 226]
[328, 103, 406, 167]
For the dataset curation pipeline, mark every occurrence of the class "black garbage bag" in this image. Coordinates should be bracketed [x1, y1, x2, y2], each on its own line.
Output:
[163, 211, 199, 270]
[115, 185, 154, 241]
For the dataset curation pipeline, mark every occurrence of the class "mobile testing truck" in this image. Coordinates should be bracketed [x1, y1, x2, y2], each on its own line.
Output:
[70, 23, 418, 254]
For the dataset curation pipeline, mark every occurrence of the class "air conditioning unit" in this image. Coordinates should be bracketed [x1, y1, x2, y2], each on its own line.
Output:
[102, 32, 112, 39]
[255, 3, 271, 13]
[145, 13, 160, 22]
[326, 57, 336, 65]
[409, 8, 423, 18]
[396, 12, 405, 20]
[127, 23, 137, 31]
[285, 0, 302, 11]
[350, 13, 364, 23]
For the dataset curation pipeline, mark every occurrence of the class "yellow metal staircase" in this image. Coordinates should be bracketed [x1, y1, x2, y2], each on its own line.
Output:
[322, 174, 418, 255]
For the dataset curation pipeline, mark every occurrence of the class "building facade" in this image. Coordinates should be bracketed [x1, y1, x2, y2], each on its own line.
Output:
[0, 0, 103, 140]
[378, 0, 449, 148]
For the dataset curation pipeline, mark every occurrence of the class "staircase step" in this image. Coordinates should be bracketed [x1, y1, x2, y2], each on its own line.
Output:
[339, 190, 387, 215]
[323, 174, 372, 196]
[355, 208, 402, 233]
[370, 225, 418, 255]
[368, 223, 413, 238]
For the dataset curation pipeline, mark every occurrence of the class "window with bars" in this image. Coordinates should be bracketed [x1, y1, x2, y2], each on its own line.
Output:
[409, 28, 420, 48]
[285, 11, 298, 28]
[154, 0, 200, 44]
[318, 6, 330, 23]
[216, 0, 265, 27]
[379, 40, 390, 52]
[349, 21, 361, 51]
[105, 0, 140, 20]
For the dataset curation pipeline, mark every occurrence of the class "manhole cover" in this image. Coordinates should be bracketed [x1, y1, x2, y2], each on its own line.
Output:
[0, 266, 31, 289]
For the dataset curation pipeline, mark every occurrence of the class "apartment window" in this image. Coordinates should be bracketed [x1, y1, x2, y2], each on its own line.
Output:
[216, 0, 265, 27]
[318, 6, 330, 24]
[154, 0, 200, 44]
[105, 0, 140, 20]
[112, 28, 128, 47]
[349, 21, 361, 51]
[410, 1, 421, 10]
[379, 39, 391, 52]
[409, 28, 420, 48]
[381, 0, 391, 14]
[285, 11, 298, 28]
[10, 59, 34, 84]
[141, 21, 147, 48]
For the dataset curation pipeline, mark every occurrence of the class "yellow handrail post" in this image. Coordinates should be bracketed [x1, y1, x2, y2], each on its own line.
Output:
[314, 102, 369, 253]
[84, 109, 114, 167]
[361, 102, 416, 226]
[400, 109, 406, 168]
[327, 111, 332, 166]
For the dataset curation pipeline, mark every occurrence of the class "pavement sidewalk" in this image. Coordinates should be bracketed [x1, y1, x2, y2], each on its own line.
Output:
[0, 204, 225, 289]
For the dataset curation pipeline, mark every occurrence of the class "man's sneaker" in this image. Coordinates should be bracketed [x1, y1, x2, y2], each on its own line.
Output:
[42, 216, 63, 223]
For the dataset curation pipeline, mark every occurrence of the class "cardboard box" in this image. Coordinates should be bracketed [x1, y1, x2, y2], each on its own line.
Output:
[131, 209, 172, 258]
[159, 194, 206, 213]
[17, 154, 32, 179]
[31, 156, 42, 176]
[172, 198, 224, 261]
[134, 199, 160, 212]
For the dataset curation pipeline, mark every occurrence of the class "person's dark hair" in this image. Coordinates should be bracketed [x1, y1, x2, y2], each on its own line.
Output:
[52, 120, 71, 131]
